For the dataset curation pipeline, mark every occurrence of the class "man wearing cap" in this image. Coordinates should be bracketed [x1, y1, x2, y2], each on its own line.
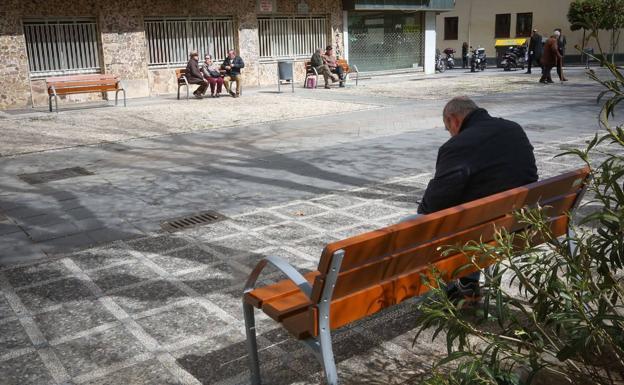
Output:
[322, 45, 344, 87]
[185, 51, 209, 98]
[526, 29, 543, 74]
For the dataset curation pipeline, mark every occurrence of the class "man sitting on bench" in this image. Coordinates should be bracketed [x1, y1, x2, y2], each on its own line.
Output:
[222, 49, 245, 98]
[185, 50, 208, 99]
[311, 48, 338, 89]
[322, 45, 344, 87]
[418, 96, 538, 302]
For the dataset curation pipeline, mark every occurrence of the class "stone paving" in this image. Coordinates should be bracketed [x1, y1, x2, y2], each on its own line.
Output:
[0, 67, 621, 384]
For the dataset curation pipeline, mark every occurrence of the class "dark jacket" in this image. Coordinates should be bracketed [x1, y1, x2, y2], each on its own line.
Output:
[541, 37, 562, 67]
[221, 56, 245, 76]
[185, 58, 204, 82]
[418, 108, 537, 214]
[557, 35, 567, 56]
[529, 33, 543, 58]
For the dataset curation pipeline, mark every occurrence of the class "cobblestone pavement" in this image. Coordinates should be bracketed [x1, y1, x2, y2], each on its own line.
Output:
[0, 68, 621, 384]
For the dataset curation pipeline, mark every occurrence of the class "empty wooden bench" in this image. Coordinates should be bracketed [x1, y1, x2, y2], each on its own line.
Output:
[46, 74, 126, 112]
[304, 60, 359, 88]
[242, 167, 590, 384]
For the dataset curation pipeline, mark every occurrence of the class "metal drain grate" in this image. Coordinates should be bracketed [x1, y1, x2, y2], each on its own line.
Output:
[19, 167, 94, 185]
[161, 211, 227, 232]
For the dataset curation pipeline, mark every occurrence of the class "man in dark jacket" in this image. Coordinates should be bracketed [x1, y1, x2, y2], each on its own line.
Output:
[185, 51, 208, 98]
[526, 29, 543, 74]
[418, 96, 538, 301]
[221, 49, 245, 97]
[554, 28, 568, 81]
[311, 48, 338, 89]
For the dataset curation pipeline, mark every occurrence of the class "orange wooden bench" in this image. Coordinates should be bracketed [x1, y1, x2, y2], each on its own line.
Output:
[46, 74, 125, 112]
[242, 167, 590, 384]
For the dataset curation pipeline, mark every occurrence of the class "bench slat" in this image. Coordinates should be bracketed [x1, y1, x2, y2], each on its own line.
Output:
[45, 74, 118, 83]
[48, 85, 119, 95]
[244, 271, 319, 308]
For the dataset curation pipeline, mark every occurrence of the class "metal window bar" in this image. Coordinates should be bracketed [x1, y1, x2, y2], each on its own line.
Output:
[23, 19, 100, 77]
[145, 17, 234, 68]
[258, 16, 328, 59]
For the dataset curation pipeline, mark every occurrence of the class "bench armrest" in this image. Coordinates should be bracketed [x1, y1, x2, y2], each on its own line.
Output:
[351, 64, 359, 73]
[244, 255, 313, 299]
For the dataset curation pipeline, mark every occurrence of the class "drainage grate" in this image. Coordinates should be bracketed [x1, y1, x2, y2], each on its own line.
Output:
[19, 167, 94, 185]
[161, 211, 227, 232]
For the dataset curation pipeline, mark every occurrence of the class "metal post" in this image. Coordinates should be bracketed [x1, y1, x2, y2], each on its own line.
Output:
[244, 302, 262, 385]
[317, 249, 345, 385]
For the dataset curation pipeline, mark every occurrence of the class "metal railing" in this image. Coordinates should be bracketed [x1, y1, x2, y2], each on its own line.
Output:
[258, 16, 328, 59]
[23, 19, 101, 77]
[145, 17, 235, 68]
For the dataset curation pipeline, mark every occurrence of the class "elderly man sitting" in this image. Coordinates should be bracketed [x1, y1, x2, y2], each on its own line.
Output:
[310, 48, 338, 89]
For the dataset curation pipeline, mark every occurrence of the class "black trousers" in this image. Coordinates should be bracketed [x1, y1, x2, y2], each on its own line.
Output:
[556, 57, 565, 80]
[331, 65, 344, 80]
[188, 78, 208, 95]
[540, 65, 554, 83]
[527, 53, 541, 73]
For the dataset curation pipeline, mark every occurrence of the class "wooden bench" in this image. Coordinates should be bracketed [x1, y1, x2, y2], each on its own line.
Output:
[242, 167, 590, 385]
[304, 60, 359, 88]
[46, 74, 126, 112]
[176, 68, 192, 100]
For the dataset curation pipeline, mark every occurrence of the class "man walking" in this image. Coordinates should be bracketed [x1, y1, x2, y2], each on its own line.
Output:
[222, 49, 245, 98]
[418, 96, 538, 302]
[526, 29, 543, 74]
[554, 28, 568, 81]
[185, 51, 208, 99]
[540, 35, 562, 84]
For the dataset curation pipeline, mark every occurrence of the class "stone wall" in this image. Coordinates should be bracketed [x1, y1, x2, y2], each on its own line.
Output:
[0, 0, 343, 109]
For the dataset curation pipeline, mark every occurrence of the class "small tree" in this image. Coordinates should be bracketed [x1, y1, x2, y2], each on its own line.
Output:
[568, 0, 624, 64]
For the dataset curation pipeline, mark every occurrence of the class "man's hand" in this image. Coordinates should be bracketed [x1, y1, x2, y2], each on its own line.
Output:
[225, 65, 231, 70]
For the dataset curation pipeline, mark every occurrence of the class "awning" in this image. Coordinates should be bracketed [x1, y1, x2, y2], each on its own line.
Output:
[342, 0, 455, 11]
[495, 38, 528, 47]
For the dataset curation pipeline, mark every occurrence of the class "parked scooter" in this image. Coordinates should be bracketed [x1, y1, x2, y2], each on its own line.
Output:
[442, 48, 456, 70]
[501, 45, 527, 71]
[435, 49, 446, 72]
[470, 47, 487, 72]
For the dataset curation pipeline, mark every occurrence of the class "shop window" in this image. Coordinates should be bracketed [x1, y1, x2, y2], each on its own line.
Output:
[444, 17, 458, 40]
[495, 14, 511, 38]
[258, 16, 328, 59]
[145, 17, 234, 67]
[23, 18, 100, 77]
[516, 13, 533, 37]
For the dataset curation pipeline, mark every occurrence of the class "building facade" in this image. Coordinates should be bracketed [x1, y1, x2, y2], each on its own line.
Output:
[436, 0, 624, 66]
[0, 0, 454, 110]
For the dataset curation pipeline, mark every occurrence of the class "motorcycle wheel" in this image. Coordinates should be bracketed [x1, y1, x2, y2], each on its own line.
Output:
[438, 61, 446, 73]
[470, 64, 475, 72]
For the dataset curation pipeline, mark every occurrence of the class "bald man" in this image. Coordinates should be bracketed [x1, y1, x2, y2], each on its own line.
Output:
[418, 96, 538, 302]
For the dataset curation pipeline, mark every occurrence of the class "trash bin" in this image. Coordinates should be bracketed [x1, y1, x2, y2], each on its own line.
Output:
[277, 60, 294, 93]
[583, 48, 594, 69]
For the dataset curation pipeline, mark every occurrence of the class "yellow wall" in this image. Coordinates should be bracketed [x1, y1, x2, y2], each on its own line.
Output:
[436, 0, 624, 60]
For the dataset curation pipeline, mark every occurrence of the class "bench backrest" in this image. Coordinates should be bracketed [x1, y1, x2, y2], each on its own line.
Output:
[176, 68, 187, 79]
[310, 167, 590, 330]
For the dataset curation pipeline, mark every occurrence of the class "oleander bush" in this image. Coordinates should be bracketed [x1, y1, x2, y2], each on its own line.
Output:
[413, 36, 624, 385]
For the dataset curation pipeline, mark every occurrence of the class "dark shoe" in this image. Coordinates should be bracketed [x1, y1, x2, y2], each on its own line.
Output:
[229, 91, 236, 97]
[339, 82, 345, 88]
[215, 94, 220, 98]
[446, 279, 481, 307]
[235, 93, 240, 98]
[525, 71, 531, 74]
[547, 80, 554, 84]
[561, 78, 568, 82]
[194, 94, 203, 99]
[324, 85, 331, 89]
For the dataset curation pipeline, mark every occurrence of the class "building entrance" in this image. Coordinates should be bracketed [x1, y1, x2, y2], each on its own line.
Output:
[347, 12, 424, 72]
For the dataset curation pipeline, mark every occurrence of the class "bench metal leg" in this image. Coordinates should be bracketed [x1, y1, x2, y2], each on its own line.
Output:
[177, 85, 181, 100]
[49, 95, 53, 112]
[115, 89, 126, 107]
[54, 94, 59, 113]
[186, 85, 189, 100]
[243, 302, 262, 385]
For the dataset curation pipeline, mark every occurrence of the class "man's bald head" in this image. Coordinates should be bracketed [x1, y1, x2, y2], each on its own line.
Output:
[442, 97, 479, 137]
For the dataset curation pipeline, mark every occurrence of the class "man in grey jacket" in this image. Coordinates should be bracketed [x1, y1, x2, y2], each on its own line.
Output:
[310, 48, 337, 89]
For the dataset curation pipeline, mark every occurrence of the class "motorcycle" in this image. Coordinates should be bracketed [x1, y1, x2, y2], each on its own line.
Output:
[470, 47, 487, 72]
[435, 49, 446, 72]
[501, 45, 527, 71]
[442, 48, 456, 70]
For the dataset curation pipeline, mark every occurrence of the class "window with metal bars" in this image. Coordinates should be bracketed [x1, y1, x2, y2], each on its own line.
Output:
[145, 17, 235, 68]
[258, 16, 328, 59]
[23, 18, 101, 77]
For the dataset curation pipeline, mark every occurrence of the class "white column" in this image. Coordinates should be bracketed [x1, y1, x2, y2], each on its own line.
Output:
[343, 11, 349, 61]
[424, 11, 437, 75]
